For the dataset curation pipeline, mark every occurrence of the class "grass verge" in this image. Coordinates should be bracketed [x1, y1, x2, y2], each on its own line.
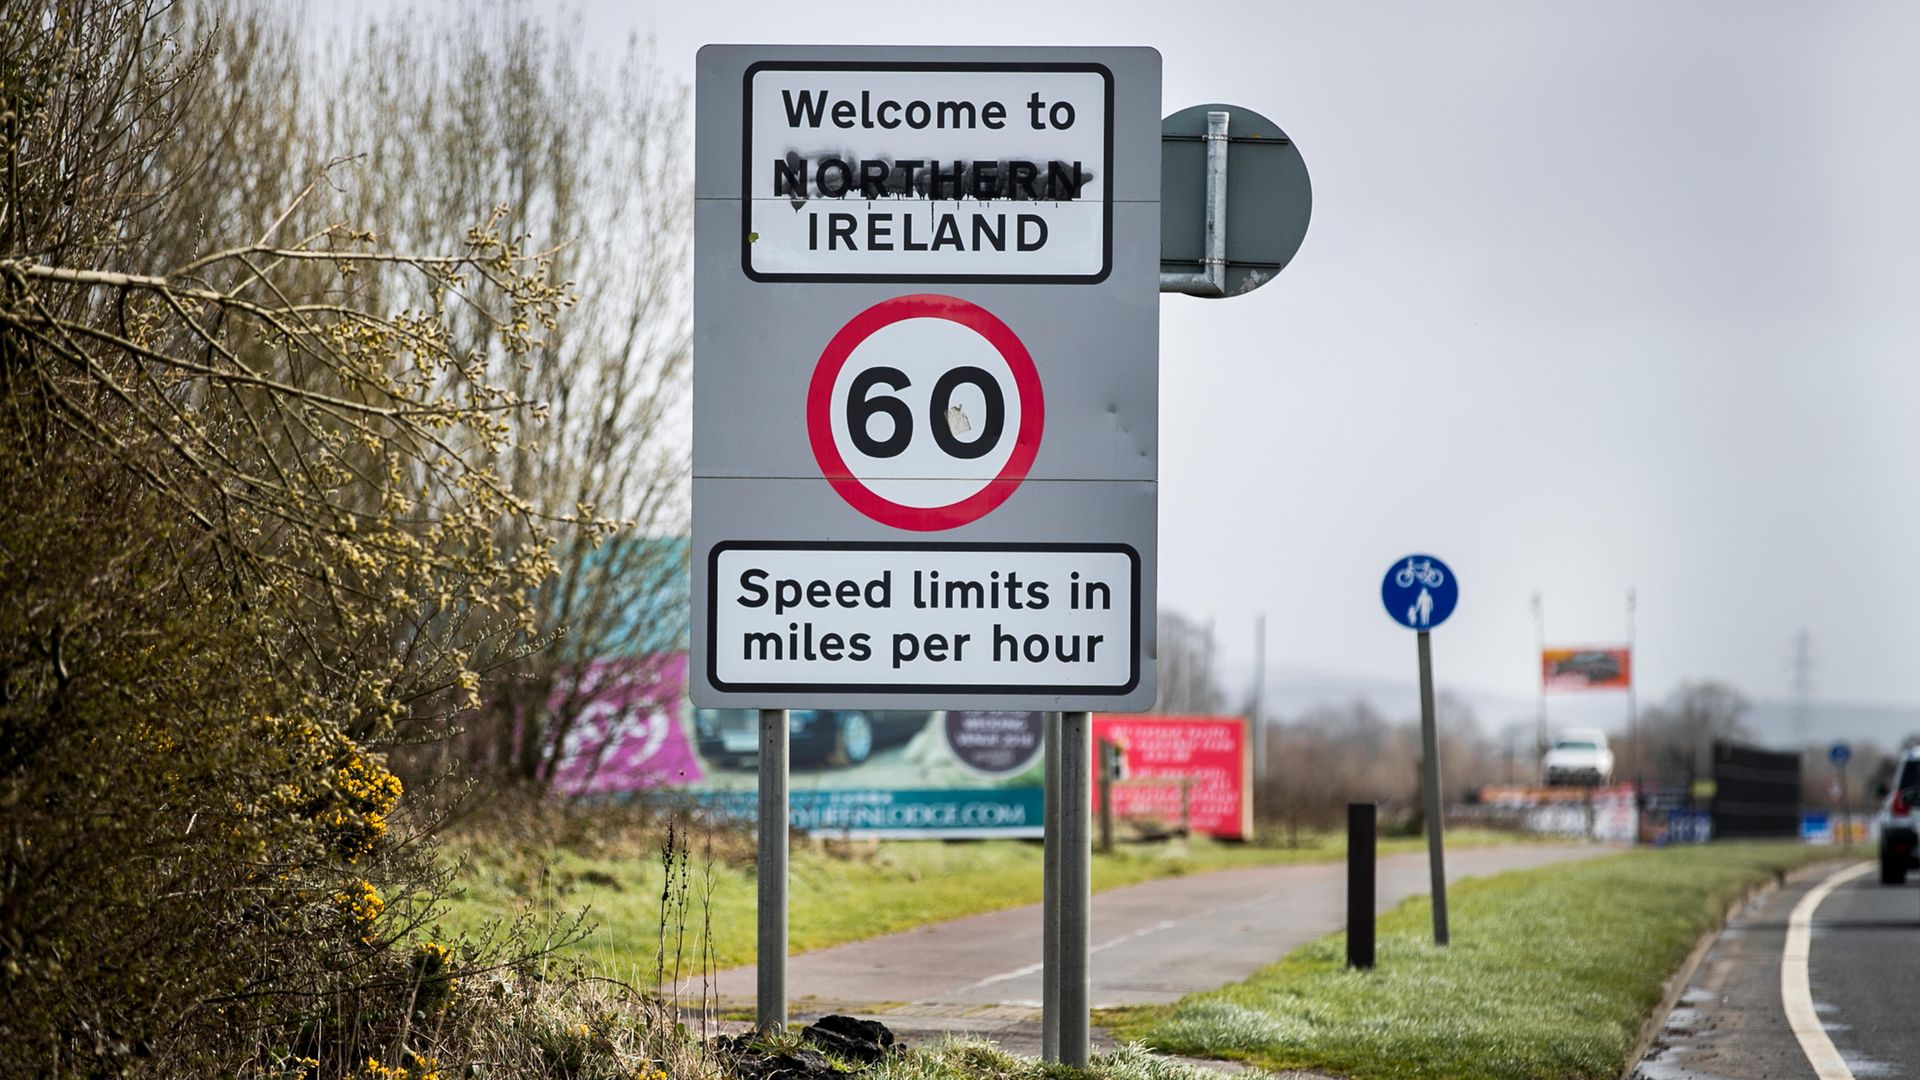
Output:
[867, 1037, 1281, 1080]
[441, 822, 1534, 977]
[1102, 843, 1836, 1080]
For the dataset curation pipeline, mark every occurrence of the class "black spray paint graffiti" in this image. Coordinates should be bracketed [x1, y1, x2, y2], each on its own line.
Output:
[775, 151, 1096, 210]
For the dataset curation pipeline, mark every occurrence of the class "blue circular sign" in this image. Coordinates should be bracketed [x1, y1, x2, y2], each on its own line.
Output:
[1381, 554, 1458, 630]
[1830, 742, 1851, 766]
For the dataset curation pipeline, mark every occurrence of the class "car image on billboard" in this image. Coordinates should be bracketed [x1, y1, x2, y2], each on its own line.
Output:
[691, 708, 933, 771]
[1542, 647, 1631, 691]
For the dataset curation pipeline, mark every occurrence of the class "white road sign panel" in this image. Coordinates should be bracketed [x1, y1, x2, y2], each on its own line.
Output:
[709, 544, 1138, 694]
[744, 63, 1113, 282]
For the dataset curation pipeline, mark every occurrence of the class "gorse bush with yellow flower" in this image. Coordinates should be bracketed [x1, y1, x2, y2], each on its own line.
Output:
[0, 2, 711, 1077]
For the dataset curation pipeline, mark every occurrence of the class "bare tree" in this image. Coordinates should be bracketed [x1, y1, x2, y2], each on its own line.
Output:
[1255, 692, 1498, 842]
[1155, 609, 1226, 714]
[3, 1, 571, 716]
[1640, 680, 1753, 786]
[309, 6, 693, 788]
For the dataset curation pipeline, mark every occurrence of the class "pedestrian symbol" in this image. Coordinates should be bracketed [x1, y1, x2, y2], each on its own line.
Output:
[1382, 554, 1458, 631]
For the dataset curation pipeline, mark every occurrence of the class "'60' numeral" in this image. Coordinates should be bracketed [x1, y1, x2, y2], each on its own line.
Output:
[846, 365, 1006, 460]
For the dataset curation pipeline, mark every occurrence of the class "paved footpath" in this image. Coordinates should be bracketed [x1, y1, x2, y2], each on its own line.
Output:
[692, 843, 1608, 1054]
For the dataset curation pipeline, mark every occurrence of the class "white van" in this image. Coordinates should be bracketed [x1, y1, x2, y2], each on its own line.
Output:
[1544, 728, 1615, 786]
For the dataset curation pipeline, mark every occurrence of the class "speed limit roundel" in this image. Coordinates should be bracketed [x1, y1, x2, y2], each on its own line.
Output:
[806, 294, 1045, 531]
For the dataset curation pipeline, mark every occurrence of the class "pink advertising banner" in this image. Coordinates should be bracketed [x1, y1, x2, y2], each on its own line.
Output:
[547, 653, 704, 797]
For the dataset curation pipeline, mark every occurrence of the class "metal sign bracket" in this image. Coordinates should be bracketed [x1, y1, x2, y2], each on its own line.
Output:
[1159, 110, 1230, 296]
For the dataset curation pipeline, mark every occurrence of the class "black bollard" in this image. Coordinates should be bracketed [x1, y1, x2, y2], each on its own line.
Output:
[1347, 801, 1376, 970]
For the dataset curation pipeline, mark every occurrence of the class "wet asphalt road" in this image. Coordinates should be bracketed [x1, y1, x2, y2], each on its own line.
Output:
[1805, 865, 1920, 1077]
[1639, 860, 1920, 1079]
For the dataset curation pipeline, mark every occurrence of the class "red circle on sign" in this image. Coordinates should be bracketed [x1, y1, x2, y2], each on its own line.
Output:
[807, 294, 1045, 532]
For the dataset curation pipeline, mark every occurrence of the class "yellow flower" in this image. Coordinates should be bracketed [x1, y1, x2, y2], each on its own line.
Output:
[409, 941, 459, 1011]
[356, 1058, 407, 1080]
[332, 880, 384, 943]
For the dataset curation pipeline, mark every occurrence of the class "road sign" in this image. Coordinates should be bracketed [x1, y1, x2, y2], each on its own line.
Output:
[1831, 742, 1851, 765]
[1380, 554, 1458, 630]
[807, 293, 1043, 530]
[692, 45, 1160, 713]
[1160, 103, 1311, 297]
[1380, 550, 1459, 945]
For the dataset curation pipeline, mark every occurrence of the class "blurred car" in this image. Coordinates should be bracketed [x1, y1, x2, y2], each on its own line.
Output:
[691, 708, 933, 770]
[1873, 747, 1920, 885]
[1543, 728, 1615, 786]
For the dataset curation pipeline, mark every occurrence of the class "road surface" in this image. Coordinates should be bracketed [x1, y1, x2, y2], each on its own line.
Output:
[1637, 860, 1920, 1079]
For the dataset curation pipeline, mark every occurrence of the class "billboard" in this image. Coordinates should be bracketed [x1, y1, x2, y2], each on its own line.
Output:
[546, 657, 1046, 836]
[684, 706, 1047, 837]
[1541, 647, 1632, 691]
[545, 671, 1251, 840]
[1090, 715, 1252, 840]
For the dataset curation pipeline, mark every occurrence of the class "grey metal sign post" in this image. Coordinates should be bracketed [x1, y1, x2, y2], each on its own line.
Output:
[694, 46, 1162, 1051]
[1054, 710, 1092, 1060]
[1415, 632, 1448, 945]
[1041, 710, 1061, 1060]
[756, 708, 787, 1027]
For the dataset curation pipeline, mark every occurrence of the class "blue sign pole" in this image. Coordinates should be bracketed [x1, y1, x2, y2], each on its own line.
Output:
[1381, 554, 1458, 945]
[1830, 742, 1852, 851]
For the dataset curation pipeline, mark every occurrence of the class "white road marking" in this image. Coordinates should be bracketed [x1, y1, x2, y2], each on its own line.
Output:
[938, 918, 1182, 999]
[1781, 861, 1875, 1080]
[951, 959, 1042, 994]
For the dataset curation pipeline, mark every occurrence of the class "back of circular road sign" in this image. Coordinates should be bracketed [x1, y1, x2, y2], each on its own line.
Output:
[1160, 103, 1312, 297]
[1381, 554, 1458, 630]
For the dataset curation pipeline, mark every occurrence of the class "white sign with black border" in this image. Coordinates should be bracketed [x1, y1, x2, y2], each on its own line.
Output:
[709, 542, 1138, 695]
[743, 62, 1114, 282]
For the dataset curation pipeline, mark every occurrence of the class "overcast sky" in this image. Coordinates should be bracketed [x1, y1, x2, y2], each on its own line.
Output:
[328, 1, 1920, 716]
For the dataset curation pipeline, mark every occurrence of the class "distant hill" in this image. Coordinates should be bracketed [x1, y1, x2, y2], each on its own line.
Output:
[1743, 699, 1920, 752]
[1238, 665, 1920, 752]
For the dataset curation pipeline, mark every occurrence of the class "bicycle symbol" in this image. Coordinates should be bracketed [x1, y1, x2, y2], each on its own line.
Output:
[1394, 558, 1446, 589]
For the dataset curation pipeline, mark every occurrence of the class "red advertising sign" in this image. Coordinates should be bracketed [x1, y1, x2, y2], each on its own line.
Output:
[1542, 647, 1632, 691]
[1089, 715, 1251, 839]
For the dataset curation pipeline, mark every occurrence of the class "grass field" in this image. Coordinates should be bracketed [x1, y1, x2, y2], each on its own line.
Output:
[1101, 843, 1836, 1080]
[438, 821, 1534, 979]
